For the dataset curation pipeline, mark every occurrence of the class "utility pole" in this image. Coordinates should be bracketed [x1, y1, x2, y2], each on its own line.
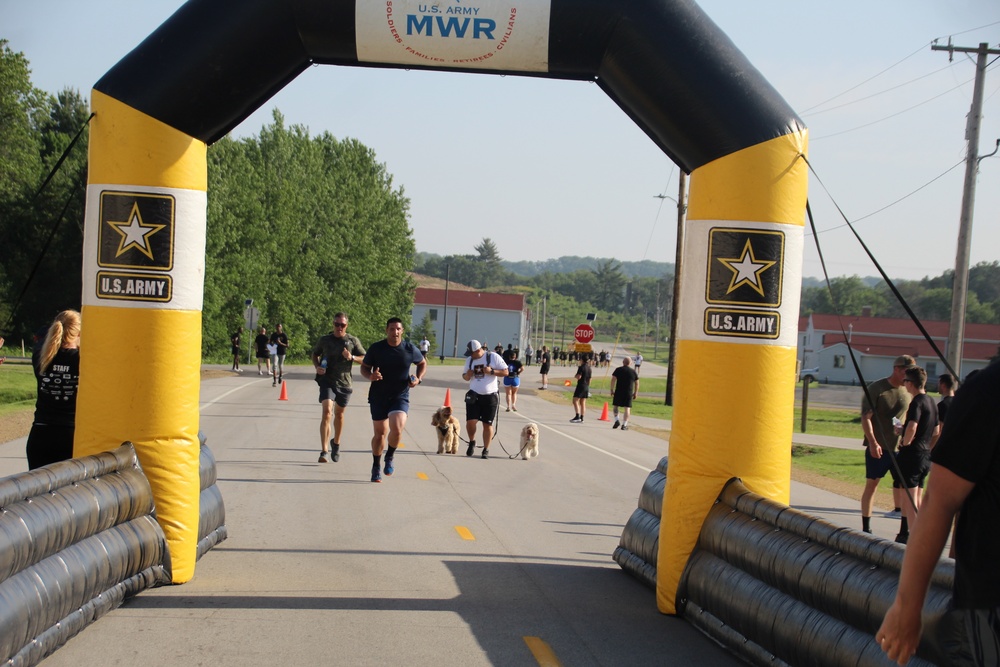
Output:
[932, 40, 1000, 378]
[665, 171, 688, 405]
[440, 264, 450, 361]
[653, 281, 661, 358]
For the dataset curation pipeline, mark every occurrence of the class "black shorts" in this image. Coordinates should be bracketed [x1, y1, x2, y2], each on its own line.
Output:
[613, 394, 634, 408]
[465, 391, 499, 425]
[573, 384, 590, 399]
[897, 447, 931, 488]
[319, 384, 352, 408]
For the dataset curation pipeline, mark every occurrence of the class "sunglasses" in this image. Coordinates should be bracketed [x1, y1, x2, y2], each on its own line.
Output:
[334, 322, 347, 328]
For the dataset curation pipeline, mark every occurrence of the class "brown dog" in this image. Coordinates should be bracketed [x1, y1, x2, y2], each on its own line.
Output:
[520, 423, 540, 459]
[431, 406, 461, 454]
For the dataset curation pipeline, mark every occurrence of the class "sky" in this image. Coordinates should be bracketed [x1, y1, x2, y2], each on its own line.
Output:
[2, 1, 999, 281]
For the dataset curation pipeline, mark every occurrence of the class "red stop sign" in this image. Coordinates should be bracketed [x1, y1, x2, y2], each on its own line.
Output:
[574, 323, 595, 344]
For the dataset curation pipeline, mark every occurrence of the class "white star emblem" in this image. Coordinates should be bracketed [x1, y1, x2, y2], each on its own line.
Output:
[718, 239, 775, 297]
[107, 202, 165, 260]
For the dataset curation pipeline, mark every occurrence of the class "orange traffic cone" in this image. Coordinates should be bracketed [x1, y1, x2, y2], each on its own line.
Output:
[563, 379, 572, 386]
[279, 381, 289, 401]
[598, 402, 611, 421]
[444, 388, 452, 407]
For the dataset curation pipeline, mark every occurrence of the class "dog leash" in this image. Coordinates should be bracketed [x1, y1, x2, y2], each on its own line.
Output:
[454, 403, 532, 460]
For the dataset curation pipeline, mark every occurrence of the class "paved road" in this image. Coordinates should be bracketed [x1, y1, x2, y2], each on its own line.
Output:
[0, 360, 897, 666]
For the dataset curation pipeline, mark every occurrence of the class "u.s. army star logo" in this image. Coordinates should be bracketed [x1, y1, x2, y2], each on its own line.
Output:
[98, 192, 174, 271]
[706, 228, 784, 307]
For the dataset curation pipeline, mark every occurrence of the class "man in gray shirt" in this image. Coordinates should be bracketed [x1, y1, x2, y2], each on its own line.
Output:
[312, 312, 366, 463]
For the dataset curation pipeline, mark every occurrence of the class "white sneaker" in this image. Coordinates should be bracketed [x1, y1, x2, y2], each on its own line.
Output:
[884, 509, 902, 519]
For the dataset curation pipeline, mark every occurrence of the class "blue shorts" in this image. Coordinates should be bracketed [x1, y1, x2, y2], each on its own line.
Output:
[864, 444, 901, 486]
[503, 376, 520, 387]
[369, 395, 409, 421]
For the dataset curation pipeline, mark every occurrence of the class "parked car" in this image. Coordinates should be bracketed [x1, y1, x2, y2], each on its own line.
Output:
[800, 367, 820, 383]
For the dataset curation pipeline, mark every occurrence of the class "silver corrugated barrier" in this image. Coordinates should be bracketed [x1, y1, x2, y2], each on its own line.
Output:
[0, 443, 169, 666]
[677, 478, 955, 666]
[197, 433, 228, 560]
[612, 456, 666, 588]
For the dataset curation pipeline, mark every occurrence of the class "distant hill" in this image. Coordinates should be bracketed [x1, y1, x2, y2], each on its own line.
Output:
[802, 276, 883, 288]
[503, 257, 673, 278]
[414, 252, 673, 279]
[407, 272, 476, 291]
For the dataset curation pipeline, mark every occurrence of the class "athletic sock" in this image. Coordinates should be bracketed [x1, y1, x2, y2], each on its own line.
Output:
[373, 454, 382, 466]
[386, 446, 396, 461]
[899, 516, 909, 535]
[862, 516, 871, 532]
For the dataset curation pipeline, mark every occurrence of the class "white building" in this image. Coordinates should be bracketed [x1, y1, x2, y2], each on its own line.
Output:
[412, 287, 528, 358]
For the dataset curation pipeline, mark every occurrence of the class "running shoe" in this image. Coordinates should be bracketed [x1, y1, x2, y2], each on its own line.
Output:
[613, 420, 621, 429]
[384, 458, 394, 476]
[466, 441, 475, 457]
[884, 509, 902, 519]
[318, 451, 329, 463]
[371, 463, 382, 483]
[481, 449, 489, 459]
[620, 425, 629, 431]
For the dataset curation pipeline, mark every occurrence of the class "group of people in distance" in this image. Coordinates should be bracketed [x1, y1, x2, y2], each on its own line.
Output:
[230, 324, 289, 386]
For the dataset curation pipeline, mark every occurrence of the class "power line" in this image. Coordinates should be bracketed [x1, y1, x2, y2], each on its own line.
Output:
[803, 63, 957, 117]
[811, 77, 974, 141]
[806, 158, 966, 238]
[800, 20, 1000, 115]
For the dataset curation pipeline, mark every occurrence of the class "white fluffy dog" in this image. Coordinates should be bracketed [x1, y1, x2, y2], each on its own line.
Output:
[431, 406, 461, 454]
[520, 423, 540, 460]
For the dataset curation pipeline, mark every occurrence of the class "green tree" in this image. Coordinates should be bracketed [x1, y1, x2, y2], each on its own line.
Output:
[410, 312, 437, 357]
[203, 111, 414, 360]
[591, 259, 627, 312]
[0, 41, 43, 201]
[475, 237, 506, 287]
[0, 41, 89, 338]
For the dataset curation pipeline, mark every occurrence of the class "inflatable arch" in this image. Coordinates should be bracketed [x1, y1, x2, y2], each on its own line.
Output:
[77, 0, 807, 609]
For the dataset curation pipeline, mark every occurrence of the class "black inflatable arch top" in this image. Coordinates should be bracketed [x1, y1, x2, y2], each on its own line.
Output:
[94, 0, 802, 172]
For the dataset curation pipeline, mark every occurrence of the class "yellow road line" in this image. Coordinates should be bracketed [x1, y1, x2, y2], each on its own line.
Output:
[454, 526, 475, 541]
[416, 472, 428, 480]
[523, 636, 562, 666]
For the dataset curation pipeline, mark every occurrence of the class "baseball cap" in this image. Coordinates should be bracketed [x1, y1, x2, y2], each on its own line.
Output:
[893, 355, 916, 368]
[464, 339, 483, 357]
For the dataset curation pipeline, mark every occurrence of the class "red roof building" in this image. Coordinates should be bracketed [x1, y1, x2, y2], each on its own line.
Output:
[413, 287, 528, 358]
[799, 313, 1000, 384]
